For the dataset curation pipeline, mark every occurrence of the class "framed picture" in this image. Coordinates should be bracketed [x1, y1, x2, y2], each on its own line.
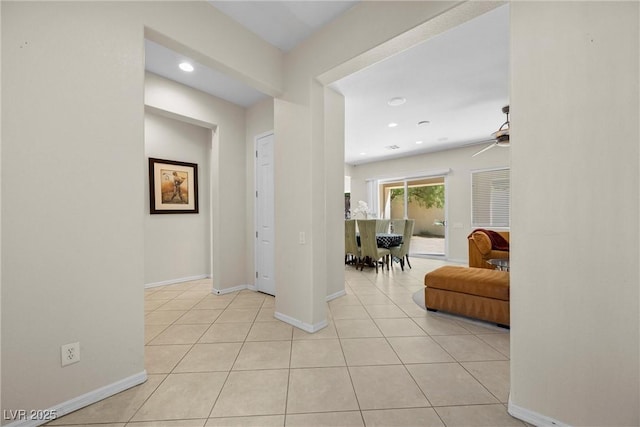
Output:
[149, 157, 199, 214]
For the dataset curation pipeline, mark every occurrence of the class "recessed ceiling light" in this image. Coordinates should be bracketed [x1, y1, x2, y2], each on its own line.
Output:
[179, 62, 194, 72]
[417, 120, 430, 126]
[387, 97, 406, 106]
[388, 122, 398, 128]
[416, 141, 423, 144]
[360, 152, 367, 155]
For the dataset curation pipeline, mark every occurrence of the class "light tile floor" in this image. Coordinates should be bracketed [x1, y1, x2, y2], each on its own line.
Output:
[50, 258, 527, 427]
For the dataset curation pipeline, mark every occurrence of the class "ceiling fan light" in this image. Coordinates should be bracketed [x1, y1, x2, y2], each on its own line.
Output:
[473, 105, 510, 157]
[493, 129, 509, 141]
[491, 105, 510, 142]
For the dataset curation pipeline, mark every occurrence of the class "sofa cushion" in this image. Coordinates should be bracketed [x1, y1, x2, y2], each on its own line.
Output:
[424, 266, 509, 301]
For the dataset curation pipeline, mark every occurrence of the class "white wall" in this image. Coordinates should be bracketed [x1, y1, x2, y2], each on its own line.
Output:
[144, 113, 211, 286]
[1, 2, 280, 418]
[2, 2, 146, 415]
[349, 144, 509, 262]
[509, 2, 639, 426]
[246, 98, 275, 139]
[325, 88, 346, 300]
[273, 0, 478, 329]
[7, 2, 636, 424]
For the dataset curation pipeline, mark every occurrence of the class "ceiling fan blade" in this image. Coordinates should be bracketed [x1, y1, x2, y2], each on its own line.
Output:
[472, 142, 497, 157]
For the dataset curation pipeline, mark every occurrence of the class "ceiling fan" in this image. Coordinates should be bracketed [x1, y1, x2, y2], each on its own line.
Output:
[472, 105, 510, 157]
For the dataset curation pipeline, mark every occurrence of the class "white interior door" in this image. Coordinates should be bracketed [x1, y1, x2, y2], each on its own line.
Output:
[255, 133, 275, 296]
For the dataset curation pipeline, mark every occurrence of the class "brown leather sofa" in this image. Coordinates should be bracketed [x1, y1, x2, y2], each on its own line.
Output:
[468, 230, 509, 269]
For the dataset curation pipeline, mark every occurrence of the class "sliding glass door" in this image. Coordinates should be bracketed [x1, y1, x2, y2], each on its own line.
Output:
[380, 176, 446, 257]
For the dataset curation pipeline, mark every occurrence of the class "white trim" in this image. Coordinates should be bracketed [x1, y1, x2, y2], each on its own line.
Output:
[4, 371, 147, 427]
[403, 180, 409, 220]
[144, 105, 217, 131]
[274, 312, 328, 333]
[144, 275, 210, 289]
[508, 400, 571, 427]
[377, 172, 449, 257]
[443, 174, 449, 258]
[326, 289, 347, 302]
[371, 168, 452, 184]
[211, 284, 249, 295]
[365, 179, 378, 218]
[209, 130, 216, 291]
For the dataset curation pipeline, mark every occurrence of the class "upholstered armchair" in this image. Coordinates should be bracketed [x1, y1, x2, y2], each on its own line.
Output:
[468, 230, 509, 269]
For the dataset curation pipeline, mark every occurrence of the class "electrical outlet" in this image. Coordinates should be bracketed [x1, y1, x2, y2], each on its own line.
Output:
[61, 342, 80, 367]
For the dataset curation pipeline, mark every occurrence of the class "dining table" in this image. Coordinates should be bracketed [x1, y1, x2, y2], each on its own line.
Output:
[356, 232, 403, 249]
[375, 233, 403, 248]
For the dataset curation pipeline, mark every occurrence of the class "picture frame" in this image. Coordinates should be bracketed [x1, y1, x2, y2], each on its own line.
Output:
[149, 157, 199, 214]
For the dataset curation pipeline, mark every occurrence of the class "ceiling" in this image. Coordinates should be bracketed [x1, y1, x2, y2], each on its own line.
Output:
[333, 5, 509, 164]
[144, 2, 509, 165]
[145, 39, 268, 108]
[209, 1, 359, 52]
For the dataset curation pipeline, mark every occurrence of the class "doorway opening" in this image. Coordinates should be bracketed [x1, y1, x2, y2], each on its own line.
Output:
[380, 176, 446, 257]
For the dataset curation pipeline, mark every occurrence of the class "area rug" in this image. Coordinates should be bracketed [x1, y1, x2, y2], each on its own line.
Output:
[412, 288, 507, 332]
[412, 289, 427, 311]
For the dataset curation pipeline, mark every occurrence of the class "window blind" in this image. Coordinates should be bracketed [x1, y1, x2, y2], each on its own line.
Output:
[471, 168, 510, 228]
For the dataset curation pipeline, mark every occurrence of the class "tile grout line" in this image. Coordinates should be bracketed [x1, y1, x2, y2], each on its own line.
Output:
[206, 290, 261, 420]
[282, 316, 294, 425]
[97, 259, 514, 426]
[335, 311, 366, 423]
[132, 286, 210, 424]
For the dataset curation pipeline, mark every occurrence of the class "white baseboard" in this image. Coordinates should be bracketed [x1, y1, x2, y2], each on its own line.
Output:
[274, 311, 328, 333]
[212, 284, 249, 295]
[211, 285, 343, 301]
[144, 275, 210, 288]
[326, 289, 347, 302]
[4, 371, 147, 427]
[508, 399, 571, 427]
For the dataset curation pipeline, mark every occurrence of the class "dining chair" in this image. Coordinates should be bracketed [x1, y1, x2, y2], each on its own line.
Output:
[375, 219, 390, 234]
[357, 219, 390, 273]
[390, 219, 415, 271]
[344, 219, 360, 266]
[390, 219, 405, 235]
